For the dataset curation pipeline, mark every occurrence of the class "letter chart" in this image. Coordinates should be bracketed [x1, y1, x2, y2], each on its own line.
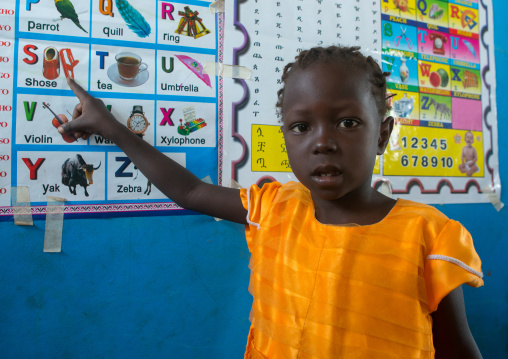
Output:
[0, 0, 224, 219]
[222, 0, 499, 204]
[0, 0, 501, 220]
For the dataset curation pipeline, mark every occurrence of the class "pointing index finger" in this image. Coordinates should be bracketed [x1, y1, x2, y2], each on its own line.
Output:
[66, 77, 90, 101]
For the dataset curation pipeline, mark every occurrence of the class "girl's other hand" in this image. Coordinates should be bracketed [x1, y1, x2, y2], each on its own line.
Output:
[58, 77, 120, 141]
[432, 286, 482, 358]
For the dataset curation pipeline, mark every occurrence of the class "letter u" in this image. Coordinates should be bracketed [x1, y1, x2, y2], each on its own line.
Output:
[450, 37, 459, 50]
[162, 57, 174, 73]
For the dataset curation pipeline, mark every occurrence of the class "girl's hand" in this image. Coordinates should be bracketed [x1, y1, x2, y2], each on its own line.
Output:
[58, 77, 121, 141]
[58, 77, 247, 223]
[432, 286, 482, 358]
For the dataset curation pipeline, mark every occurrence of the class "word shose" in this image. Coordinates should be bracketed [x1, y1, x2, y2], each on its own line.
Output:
[25, 78, 57, 87]
[160, 83, 199, 92]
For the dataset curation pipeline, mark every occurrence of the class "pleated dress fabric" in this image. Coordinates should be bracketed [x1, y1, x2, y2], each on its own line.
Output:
[240, 181, 483, 359]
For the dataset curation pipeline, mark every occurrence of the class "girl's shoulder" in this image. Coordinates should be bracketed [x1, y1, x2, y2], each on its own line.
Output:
[387, 199, 472, 251]
[245, 181, 313, 206]
[390, 198, 450, 225]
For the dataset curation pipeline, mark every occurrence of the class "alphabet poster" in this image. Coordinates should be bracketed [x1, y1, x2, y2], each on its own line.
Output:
[222, 0, 500, 205]
[0, 0, 501, 221]
[0, 0, 224, 219]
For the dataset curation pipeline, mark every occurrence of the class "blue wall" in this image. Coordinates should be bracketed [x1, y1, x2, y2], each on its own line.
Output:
[1, 1, 507, 358]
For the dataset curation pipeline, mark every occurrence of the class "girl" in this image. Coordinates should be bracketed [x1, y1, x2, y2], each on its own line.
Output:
[60, 46, 483, 358]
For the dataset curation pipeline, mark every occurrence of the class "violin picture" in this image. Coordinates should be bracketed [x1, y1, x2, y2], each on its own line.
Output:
[42, 102, 78, 143]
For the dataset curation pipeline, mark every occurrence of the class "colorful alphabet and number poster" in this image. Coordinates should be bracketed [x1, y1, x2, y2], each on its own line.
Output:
[222, 0, 500, 204]
[0, 0, 224, 219]
[0, 0, 501, 220]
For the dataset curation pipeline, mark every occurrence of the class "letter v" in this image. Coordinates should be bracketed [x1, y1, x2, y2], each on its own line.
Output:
[24, 101, 37, 121]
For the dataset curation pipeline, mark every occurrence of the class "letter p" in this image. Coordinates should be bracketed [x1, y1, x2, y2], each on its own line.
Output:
[26, 0, 40, 11]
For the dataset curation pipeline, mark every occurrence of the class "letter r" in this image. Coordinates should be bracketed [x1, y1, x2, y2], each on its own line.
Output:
[450, 6, 460, 19]
[161, 3, 175, 20]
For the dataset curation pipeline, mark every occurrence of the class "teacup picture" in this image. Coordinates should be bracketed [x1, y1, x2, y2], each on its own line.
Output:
[115, 52, 148, 80]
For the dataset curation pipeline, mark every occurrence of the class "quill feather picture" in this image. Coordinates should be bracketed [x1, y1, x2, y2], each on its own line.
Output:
[116, 0, 151, 38]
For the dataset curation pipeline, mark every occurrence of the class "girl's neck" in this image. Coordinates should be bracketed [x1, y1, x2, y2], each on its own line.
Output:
[311, 187, 397, 226]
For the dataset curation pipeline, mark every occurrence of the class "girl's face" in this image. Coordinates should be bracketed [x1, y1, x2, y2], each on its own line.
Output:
[281, 63, 392, 206]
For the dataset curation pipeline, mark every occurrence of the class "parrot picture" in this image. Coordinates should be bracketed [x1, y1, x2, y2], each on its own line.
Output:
[54, 0, 88, 33]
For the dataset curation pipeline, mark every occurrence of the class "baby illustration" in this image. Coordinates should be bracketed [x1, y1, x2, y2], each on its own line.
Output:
[458, 131, 479, 176]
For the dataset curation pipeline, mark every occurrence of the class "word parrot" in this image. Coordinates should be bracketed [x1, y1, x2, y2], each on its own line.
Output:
[54, 0, 88, 33]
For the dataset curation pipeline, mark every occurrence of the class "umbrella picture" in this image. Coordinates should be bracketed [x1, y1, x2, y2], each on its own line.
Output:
[175, 54, 212, 88]
[462, 39, 477, 59]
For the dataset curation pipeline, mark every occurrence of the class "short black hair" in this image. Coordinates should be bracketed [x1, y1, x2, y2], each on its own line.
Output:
[276, 45, 391, 119]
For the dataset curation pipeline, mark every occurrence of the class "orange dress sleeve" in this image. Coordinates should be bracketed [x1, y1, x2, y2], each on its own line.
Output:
[424, 219, 484, 312]
[240, 182, 282, 252]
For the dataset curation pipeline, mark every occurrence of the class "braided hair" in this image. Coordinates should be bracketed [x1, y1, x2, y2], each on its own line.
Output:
[276, 45, 392, 120]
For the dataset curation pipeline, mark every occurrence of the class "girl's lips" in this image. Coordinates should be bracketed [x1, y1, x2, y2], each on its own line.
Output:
[311, 165, 341, 177]
[311, 173, 342, 186]
[311, 165, 342, 185]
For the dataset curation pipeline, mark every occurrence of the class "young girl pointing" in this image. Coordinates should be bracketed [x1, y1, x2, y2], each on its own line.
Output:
[60, 46, 483, 358]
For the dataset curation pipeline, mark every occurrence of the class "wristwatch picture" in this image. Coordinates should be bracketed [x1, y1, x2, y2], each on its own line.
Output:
[127, 105, 150, 138]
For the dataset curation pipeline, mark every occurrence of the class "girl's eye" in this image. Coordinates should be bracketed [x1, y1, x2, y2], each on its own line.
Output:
[290, 123, 310, 133]
[338, 119, 359, 128]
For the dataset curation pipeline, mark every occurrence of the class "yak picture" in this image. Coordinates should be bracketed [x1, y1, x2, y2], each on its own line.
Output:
[61, 155, 101, 197]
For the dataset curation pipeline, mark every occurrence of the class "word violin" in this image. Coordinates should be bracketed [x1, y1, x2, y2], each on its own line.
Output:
[42, 102, 78, 143]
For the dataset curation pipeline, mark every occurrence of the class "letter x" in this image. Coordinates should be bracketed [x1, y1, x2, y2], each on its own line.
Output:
[451, 68, 461, 82]
[159, 108, 175, 126]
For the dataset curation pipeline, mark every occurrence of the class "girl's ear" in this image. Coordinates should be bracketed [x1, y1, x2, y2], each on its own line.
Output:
[377, 116, 394, 155]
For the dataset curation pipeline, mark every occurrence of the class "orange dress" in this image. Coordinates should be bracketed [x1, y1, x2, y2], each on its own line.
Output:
[240, 181, 483, 359]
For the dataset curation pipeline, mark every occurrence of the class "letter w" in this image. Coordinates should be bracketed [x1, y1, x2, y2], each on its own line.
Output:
[419, 63, 431, 77]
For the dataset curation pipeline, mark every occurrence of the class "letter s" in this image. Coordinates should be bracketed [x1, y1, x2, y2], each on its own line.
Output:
[23, 44, 38, 65]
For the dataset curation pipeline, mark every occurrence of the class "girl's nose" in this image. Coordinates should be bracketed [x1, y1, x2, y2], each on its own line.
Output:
[313, 128, 337, 154]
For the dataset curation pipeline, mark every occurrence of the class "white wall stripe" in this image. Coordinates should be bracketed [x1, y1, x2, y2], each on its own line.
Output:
[427, 254, 483, 278]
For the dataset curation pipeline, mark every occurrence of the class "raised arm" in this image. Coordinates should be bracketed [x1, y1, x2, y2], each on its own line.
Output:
[431, 286, 482, 358]
[60, 78, 248, 224]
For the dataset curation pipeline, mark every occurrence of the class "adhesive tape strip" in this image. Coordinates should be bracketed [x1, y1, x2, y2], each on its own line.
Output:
[12, 186, 33, 226]
[377, 179, 393, 199]
[228, 178, 243, 190]
[201, 175, 213, 185]
[209, 0, 225, 13]
[204, 62, 251, 80]
[43, 196, 66, 252]
[481, 185, 504, 212]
